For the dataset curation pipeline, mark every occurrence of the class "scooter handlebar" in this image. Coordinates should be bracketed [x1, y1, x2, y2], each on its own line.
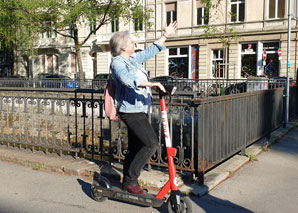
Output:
[159, 85, 176, 98]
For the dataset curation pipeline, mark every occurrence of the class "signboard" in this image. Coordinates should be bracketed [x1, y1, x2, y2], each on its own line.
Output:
[263, 50, 267, 61]
[278, 48, 282, 60]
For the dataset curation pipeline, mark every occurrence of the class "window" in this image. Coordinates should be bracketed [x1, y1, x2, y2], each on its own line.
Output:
[132, 6, 144, 31]
[263, 42, 280, 76]
[85, 19, 96, 36]
[42, 21, 57, 39]
[197, 1, 209, 25]
[212, 49, 225, 78]
[134, 17, 143, 31]
[90, 19, 96, 35]
[269, 0, 285, 19]
[168, 47, 188, 78]
[241, 43, 257, 77]
[230, 0, 245, 22]
[166, 3, 177, 25]
[111, 18, 119, 33]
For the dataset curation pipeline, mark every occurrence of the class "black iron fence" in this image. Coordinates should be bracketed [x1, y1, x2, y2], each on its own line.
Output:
[0, 77, 290, 97]
[0, 86, 297, 184]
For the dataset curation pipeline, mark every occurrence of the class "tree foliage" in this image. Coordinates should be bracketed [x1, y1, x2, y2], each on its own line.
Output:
[37, 0, 152, 80]
[0, 0, 42, 54]
[199, 0, 240, 48]
[1, 0, 152, 79]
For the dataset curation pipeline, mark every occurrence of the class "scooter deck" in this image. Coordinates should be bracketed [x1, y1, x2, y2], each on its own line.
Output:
[93, 186, 166, 207]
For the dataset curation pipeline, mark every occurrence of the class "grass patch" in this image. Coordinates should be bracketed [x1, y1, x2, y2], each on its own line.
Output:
[32, 163, 45, 171]
[247, 153, 258, 161]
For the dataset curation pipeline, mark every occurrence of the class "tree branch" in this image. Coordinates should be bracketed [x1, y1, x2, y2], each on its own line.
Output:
[53, 29, 74, 39]
[80, 0, 113, 45]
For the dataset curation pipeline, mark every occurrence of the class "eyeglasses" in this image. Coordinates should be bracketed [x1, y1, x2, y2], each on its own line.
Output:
[128, 40, 136, 47]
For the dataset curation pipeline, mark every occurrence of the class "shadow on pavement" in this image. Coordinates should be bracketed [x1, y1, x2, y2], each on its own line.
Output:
[190, 194, 253, 213]
[77, 179, 93, 199]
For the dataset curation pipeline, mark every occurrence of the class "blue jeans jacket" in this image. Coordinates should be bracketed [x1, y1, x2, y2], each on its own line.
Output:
[111, 41, 166, 113]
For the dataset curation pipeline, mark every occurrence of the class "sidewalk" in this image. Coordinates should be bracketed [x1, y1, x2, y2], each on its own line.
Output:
[0, 121, 296, 196]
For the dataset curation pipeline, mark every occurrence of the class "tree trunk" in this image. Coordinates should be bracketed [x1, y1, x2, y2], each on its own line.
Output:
[75, 47, 85, 87]
[13, 45, 17, 76]
[76, 48, 84, 79]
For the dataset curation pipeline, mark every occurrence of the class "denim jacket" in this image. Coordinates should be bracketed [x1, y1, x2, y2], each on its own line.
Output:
[111, 41, 166, 113]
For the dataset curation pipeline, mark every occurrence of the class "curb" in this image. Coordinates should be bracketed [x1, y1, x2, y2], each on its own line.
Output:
[0, 145, 99, 178]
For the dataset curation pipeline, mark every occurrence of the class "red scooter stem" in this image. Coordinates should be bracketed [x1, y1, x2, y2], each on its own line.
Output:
[155, 96, 179, 199]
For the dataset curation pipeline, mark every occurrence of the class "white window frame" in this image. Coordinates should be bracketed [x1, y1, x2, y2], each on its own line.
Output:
[168, 46, 189, 78]
[267, 0, 285, 19]
[211, 49, 225, 78]
[230, 0, 245, 23]
[111, 18, 119, 33]
[240, 43, 258, 78]
[197, 7, 208, 25]
[40, 21, 57, 39]
[131, 3, 145, 32]
[166, 2, 177, 25]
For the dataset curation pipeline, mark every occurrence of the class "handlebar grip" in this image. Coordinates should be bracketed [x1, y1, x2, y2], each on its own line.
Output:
[159, 85, 176, 96]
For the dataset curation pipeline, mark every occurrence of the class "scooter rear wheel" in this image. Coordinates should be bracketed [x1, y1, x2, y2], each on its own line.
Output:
[167, 196, 192, 213]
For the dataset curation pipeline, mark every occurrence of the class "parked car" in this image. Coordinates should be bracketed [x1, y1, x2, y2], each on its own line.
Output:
[150, 75, 194, 92]
[225, 82, 247, 95]
[94, 74, 110, 80]
[92, 73, 110, 89]
[34, 73, 53, 80]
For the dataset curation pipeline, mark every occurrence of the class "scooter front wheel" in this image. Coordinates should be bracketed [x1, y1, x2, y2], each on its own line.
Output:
[91, 175, 110, 202]
[167, 196, 192, 213]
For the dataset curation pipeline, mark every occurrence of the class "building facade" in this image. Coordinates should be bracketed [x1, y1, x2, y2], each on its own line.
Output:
[17, 0, 298, 81]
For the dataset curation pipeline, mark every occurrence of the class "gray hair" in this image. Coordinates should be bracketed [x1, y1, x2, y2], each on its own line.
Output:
[109, 31, 130, 57]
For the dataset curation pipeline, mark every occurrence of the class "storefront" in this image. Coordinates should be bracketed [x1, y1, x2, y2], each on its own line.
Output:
[240, 41, 280, 78]
[263, 42, 280, 77]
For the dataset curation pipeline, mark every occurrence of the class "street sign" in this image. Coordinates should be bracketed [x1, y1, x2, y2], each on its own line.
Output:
[288, 60, 291, 67]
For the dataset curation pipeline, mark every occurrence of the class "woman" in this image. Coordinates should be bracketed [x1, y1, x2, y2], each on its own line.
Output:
[109, 21, 177, 195]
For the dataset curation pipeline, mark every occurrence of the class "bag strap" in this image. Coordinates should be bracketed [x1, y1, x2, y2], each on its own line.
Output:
[108, 65, 123, 112]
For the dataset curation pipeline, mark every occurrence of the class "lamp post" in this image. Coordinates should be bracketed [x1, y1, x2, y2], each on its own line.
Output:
[285, 0, 292, 127]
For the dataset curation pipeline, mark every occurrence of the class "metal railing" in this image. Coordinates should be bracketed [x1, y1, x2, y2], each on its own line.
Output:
[0, 86, 297, 184]
[193, 88, 286, 183]
[0, 78, 289, 97]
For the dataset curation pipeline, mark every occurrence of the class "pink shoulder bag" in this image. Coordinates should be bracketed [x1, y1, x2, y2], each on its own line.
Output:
[104, 77, 120, 122]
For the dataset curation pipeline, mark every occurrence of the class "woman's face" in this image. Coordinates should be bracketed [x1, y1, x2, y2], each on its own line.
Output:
[124, 37, 135, 56]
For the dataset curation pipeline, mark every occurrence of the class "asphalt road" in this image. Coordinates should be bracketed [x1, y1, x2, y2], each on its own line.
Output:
[0, 160, 248, 213]
[0, 128, 297, 213]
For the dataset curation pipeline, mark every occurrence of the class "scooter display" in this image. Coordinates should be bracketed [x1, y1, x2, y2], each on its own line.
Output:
[91, 86, 192, 213]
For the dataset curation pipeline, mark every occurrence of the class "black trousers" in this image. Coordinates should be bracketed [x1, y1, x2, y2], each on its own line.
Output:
[118, 112, 159, 186]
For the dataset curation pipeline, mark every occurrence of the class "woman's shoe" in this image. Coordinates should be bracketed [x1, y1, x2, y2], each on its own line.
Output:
[123, 184, 147, 195]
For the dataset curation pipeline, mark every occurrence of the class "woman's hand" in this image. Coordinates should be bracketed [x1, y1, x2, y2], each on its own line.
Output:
[156, 21, 177, 45]
[150, 82, 166, 93]
[163, 21, 177, 37]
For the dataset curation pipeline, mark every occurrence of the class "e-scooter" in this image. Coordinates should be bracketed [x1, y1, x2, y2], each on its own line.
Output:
[91, 86, 192, 213]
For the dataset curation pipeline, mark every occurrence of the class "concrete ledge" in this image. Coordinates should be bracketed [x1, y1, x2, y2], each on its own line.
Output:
[0, 145, 99, 177]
